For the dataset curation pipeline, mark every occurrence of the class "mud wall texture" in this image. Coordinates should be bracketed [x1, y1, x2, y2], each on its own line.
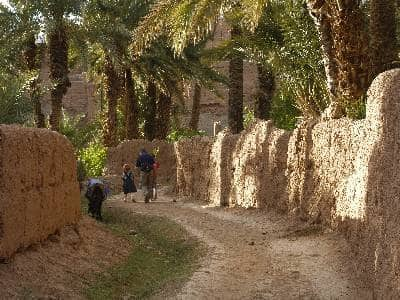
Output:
[175, 120, 290, 210]
[106, 139, 176, 187]
[0, 126, 81, 259]
[175, 137, 213, 202]
[175, 69, 400, 297]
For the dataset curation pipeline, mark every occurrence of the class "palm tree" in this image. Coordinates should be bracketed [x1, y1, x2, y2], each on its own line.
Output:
[48, 21, 70, 131]
[103, 54, 122, 146]
[125, 68, 139, 139]
[156, 92, 172, 139]
[189, 83, 202, 130]
[24, 35, 46, 128]
[144, 81, 157, 140]
[133, 1, 267, 133]
[228, 25, 244, 134]
[35, 0, 83, 131]
[255, 64, 274, 120]
[307, 0, 371, 117]
[369, 0, 398, 78]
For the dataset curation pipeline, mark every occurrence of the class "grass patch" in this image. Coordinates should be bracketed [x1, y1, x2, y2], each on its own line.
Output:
[85, 206, 205, 299]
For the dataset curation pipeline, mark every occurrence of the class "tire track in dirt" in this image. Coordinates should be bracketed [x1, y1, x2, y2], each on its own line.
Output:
[109, 191, 372, 299]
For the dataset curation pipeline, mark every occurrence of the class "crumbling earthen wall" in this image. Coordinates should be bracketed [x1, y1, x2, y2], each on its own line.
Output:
[0, 126, 80, 259]
[229, 121, 290, 210]
[176, 121, 291, 209]
[175, 70, 400, 297]
[175, 137, 213, 201]
[285, 70, 400, 297]
[106, 139, 176, 187]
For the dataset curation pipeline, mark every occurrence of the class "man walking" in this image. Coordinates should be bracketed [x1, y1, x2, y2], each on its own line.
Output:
[136, 149, 155, 203]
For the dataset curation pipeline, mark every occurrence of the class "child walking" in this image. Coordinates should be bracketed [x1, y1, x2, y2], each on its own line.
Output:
[122, 164, 137, 202]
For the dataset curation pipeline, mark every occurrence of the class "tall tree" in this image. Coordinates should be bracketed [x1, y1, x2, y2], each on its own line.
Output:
[24, 35, 46, 128]
[144, 82, 157, 141]
[255, 64, 274, 120]
[48, 21, 70, 131]
[156, 92, 172, 139]
[228, 25, 244, 134]
[370, 0, 398, 77]
[125, 68, 139, 139]
[307, 0, 370, 117]
[189, 83, 202, 130]
[104, 54, 121, 147]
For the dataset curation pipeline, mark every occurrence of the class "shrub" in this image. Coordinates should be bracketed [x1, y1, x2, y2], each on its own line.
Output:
[79, 143, 107, 178]
[166, 128, 206, 142]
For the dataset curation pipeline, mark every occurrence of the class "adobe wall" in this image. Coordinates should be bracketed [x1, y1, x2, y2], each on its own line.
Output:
[175, 69, 400, 297]
[175, 120, 290, 209]
[175, 137, 213, 202]
[0, 126, 81, 259]
[105, 139, 176, 187]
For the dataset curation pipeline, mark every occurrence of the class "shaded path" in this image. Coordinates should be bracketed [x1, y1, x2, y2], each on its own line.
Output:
[108, 190, 371, 300]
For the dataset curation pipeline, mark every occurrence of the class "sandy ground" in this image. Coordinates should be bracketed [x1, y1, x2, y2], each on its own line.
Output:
[109, 188, 373, 300]
[0, 217, 131, 299]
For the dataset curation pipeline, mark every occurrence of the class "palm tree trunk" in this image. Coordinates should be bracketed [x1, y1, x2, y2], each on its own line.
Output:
[308, 0, 370, 116]
[370, 0, 397, 77]
[255, 64, 275, 120]
[104, 54, 120, 147]
[144, 82, 157, 141]
[307, 1, 344, 118]
[156, 92, 172, 139]
[48, 22, 70, 132]
[228, 25, 244, 134]
[329, 1, 370, 101]
[189, 83, 201, 130]
[125, 68, 139, 140]
[25, 35, 46, 128]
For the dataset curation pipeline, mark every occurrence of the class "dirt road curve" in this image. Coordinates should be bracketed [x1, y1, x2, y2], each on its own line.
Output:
[109, 190, 372, 300]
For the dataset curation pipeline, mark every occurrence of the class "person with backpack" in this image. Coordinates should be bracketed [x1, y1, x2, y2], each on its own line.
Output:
[136, 149, 155, 203]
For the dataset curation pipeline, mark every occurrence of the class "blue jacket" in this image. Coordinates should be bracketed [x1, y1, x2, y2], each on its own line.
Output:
[136, 153, 155, 172]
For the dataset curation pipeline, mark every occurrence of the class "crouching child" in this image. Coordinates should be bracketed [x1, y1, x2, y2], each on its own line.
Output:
[85, 178, 109, 221]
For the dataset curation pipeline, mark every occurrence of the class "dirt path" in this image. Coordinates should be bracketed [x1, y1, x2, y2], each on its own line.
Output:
[108, 189, 372, 300]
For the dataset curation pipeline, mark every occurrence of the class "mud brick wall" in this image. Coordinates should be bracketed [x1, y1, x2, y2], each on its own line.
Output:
[176, 121, 290, 209]
[286, 70, 400, 298]
[175, 69, 400, 297]
[106, 139, 176, 187]
[0, 126, 80, 259]
[175, 137, 213, 202]
[229, 121, 290, 210]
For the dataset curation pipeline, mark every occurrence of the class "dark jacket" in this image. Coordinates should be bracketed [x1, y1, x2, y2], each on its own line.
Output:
[122, 171, 137, 194]
[136, 153, 155, 172]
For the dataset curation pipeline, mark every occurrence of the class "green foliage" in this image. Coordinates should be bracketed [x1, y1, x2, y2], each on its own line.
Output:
[243, 106, 255, 129]
[85, 207, 204, 299]
[59, 113, 103, 150]
[271, 94, 301, 130]
[79, 142, 107, 178]
[0, 74, 34, 125]
[166, 127, 206, 142]
[344, 96, 367, 120]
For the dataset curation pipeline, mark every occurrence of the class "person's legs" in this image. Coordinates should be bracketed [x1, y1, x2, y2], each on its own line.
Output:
[123, 193, 128, 202]
[97, 200, 103, 221]
[139, 171, 144, 189]
[129, 193, 136, 203]
[153, 176, 157, 200]
[143, 173, 151, 203]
